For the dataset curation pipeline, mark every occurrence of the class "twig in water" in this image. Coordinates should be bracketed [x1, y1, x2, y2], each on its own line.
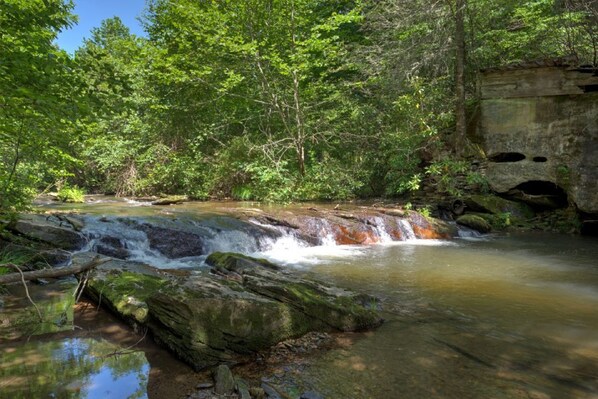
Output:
[102, 327, 148, 358]
[12, 263, 43, 322]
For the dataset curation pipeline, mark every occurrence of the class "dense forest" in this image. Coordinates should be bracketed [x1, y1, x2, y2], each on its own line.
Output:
[1, 0, 596, 210]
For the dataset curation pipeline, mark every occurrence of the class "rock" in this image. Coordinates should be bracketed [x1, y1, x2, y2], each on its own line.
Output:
[76, 251, 382, 371]
[235, 377, 251, 399]
[8, 215, 86, 250]
[151, 195, 188, 206]
[465, 195, 534, 220]
[74, 252, 170, 328]
[213, 365, 235, 395]
[138, 224, 204, 259]
[249, 387, 266, 399]
[456, 215, 492, 233]
[63, 215, 85, 231]
[94, 236, 130, 259]
[261, 383, 283, 399]
[301, 392, 324, 399]
[478, 65, 598, 214]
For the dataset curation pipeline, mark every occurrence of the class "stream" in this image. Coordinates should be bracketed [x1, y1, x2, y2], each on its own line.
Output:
[1, 198, 598, 398]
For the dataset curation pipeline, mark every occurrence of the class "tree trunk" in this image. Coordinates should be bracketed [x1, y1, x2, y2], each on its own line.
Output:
[0, 257, 108, 285]
[454, 0, 467, 155]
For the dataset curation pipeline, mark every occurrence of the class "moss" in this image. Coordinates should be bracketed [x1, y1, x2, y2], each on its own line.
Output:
[87, 271, 170, 324]
[466, 195, 534, 221]
[457, 214, 492, 233]
[205, 252, 280, 273]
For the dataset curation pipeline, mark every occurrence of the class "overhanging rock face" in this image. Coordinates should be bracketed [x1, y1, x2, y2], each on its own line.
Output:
[478, 64, 598, 213]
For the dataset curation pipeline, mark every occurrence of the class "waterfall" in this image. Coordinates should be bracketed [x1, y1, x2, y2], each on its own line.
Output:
[371, 216, 393, 243]
[398, 219, 417, 240]
[77, 211, 435, 269]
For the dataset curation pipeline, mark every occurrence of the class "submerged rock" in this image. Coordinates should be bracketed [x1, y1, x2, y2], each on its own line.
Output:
[0, 278, 77, 340]
[74, 251, 382, 371]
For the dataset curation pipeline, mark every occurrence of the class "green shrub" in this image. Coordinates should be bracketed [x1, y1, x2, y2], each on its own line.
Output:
[57, 185, 85, 203]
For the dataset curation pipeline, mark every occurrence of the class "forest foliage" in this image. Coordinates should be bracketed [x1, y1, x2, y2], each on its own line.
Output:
[1, 0, 596, 210]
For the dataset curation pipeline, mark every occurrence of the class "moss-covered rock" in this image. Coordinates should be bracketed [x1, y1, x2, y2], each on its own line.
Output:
[465, 195, 535, 221]
[456, 214, 492, 233]
[76, 251, 382, 371]
[151, 195, 188, 205]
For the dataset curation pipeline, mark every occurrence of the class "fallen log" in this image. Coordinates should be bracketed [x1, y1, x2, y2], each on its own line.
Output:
[0, 256, 108, 285]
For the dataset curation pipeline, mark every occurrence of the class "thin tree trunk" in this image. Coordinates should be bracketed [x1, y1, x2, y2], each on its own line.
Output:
[454, 0, 467, 155]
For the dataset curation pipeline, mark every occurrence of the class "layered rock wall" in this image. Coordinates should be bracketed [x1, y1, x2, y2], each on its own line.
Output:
[478, 65, 598, 214]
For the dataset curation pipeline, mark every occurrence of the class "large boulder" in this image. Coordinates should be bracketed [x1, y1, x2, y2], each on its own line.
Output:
[456, 214, 492, 233]
[8, 215, 86, 250]
[74, 251, 382, 370]
[138, 223, 204, 259]
[465, 195, 535, 221]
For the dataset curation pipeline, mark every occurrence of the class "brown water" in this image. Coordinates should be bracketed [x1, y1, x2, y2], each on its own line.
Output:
[11, 199, 598, 398]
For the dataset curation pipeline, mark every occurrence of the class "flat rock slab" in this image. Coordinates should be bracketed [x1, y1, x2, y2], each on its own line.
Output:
[73, 251, 382, 371]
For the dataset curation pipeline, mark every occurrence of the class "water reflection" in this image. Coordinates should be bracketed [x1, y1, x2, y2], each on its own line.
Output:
[0, 338, 148, 399]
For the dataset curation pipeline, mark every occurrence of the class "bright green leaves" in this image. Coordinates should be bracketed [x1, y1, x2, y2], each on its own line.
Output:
[0, 0, 79, 212]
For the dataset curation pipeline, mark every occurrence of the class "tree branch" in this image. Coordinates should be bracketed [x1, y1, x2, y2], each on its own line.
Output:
[0, 257, 109, 285]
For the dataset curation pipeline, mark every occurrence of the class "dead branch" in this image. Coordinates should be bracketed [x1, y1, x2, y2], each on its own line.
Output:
[0, 257, 109, 285]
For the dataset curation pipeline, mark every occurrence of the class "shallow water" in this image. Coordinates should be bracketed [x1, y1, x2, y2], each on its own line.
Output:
[278, 233, 598, 398]
[25, 199, 598, 398]
[0, 337, 149, 399]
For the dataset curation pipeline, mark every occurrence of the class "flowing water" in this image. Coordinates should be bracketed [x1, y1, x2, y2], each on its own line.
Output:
[3, 198, 598, 398]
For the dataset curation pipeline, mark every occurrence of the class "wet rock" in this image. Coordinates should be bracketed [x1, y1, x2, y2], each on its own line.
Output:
[139, 223, 204, 258]
[94, 236, 130, 259]
[213, 365, 235, 395]
[151, 195, 188, 205]
[8, 215, 86, 250]
[76, 251, 382, 371]
[0, 278, 77, 340]
[196, 382, 214, 390]
[457, 215, 492, 233]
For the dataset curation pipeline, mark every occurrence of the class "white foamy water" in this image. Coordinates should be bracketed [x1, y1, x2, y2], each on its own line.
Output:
[257, 244, 367, 267]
